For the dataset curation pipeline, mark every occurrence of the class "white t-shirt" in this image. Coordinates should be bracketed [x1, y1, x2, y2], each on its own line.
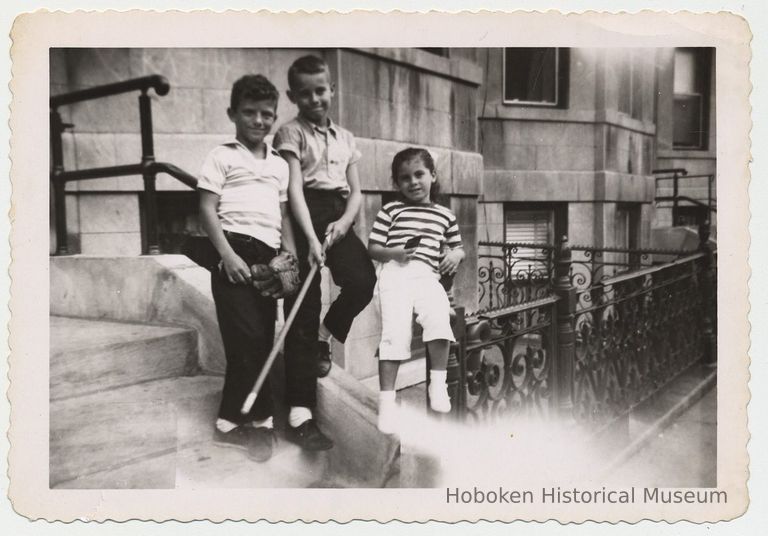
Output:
[197, 140, 289, 249]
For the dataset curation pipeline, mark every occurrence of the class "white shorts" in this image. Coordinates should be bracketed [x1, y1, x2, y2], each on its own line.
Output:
[377, 260, 455, 361]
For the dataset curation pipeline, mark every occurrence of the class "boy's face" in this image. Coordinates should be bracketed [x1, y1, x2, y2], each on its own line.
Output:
[287, 70, 335, 126]
[227, 98, 277, 149]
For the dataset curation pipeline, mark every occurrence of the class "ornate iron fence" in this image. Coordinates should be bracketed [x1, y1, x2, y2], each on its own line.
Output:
[453, 236, 716, 429]
[571, 251, 716, 426]
[453, 297, 560, 423]
[477, 241, 555, 312]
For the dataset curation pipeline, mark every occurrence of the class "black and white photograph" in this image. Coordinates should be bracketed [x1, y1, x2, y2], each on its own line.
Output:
[7, 10, 751, 524]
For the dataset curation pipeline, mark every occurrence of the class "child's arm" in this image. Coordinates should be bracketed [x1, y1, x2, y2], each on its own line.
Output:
[325, 162, 362, 247]
[282, 151, 324, 266]
[439, 212, 465, 275]
[368, 243, 417, 264]
[279, 201, 297, 257]
[199, 190, 251, 285]
[439, 247, 465, 275]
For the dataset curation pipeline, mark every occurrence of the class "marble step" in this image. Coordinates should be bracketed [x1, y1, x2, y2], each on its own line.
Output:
[50, 316, 198, 400]
[51, 375, 334, 489]
[50, 375, 221, 487]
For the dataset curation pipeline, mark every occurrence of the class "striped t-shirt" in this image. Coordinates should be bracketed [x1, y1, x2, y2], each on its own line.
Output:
[369, 200, 463, 272]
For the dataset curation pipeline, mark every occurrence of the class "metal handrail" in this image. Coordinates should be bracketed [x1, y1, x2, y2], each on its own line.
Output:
[50, 75, 170, 107]
[50, 74, 196, 255]
[652, 167, 716, 226]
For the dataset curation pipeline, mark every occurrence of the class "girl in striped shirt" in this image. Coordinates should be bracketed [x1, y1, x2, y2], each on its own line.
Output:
[368, 148, 465, 434]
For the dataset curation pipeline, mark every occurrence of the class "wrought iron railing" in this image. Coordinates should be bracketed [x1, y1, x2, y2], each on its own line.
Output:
[477, 241, 555, 312]
[50, 75, 198, 255]
[455, 233, 716, 429]
[477, 240, 699, 313]
[653, 167, 716, 227]
[572, 251, 716, 427]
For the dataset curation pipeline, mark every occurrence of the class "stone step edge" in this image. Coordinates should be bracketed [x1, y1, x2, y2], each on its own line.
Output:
[51, 374, 313, 487]
[51, 328, 196, 358]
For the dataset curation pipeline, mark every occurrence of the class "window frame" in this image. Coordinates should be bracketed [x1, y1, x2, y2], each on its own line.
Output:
[502, 48, 569, 108]
[672, 47, 713, 151]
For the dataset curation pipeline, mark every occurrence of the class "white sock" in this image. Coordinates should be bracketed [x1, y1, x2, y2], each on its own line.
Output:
[379, 390, 397, 407]
[216, 418, 238, 433]
[430, 369, 447, 386]
[289, 406, 313, 428]
[378, 390, 398, 434]
[318, 322, 332, 343]
[250, 416, 274, 429]
[428, 370, 451, 413]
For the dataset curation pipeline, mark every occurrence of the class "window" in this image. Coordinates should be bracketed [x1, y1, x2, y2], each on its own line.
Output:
[504, 208, 554, 274]
[673, 48, 712, 150]
[500, 207, 555, 305]
[505, 209, 552, 244]
[503, 48, 569, 107]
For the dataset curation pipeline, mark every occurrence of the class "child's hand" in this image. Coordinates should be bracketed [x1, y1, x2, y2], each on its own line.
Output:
[308, 238, 325, 268]
[392, 246, 417, 263]
[325, 219, 351, 247]
[439, 248, 464, 275]
[220, 252, 252, 285]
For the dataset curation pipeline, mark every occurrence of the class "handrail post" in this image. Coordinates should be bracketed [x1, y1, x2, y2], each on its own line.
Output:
[139, 91, 160, 255]
[553, 235, 576, 417]
[672, 170, 680, 226]
[450, 306, 467, 418]
[50, 109, 69, 255]
[698, 220, 717, 365]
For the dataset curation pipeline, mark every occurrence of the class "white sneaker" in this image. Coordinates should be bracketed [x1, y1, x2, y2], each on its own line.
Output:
[377, 400, 398, 434]
[428, 384, 451, 413]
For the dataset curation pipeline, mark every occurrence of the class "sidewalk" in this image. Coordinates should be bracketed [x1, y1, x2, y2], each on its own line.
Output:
[606, 386, 717, 488]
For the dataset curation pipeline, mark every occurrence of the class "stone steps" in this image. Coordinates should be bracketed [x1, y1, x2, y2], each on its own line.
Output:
[50, 315, 197, 400]
[50, 316, 337, 489]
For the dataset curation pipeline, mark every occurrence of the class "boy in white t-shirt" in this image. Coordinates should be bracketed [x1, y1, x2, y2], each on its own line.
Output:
[197, 75, 296, 463]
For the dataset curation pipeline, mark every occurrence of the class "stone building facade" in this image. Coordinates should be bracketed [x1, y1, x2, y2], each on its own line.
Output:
[49, 46, 716, 383]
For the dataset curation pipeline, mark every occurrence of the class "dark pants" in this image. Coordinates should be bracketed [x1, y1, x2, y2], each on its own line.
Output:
[211, 233, 278, 424]
[283, 190, 377, 408]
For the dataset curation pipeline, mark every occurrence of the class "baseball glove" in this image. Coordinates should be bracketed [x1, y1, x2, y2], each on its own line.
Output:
[268, 251, 300, 297]
[251, 263, 281, 297]
[250, 251, 300, 298]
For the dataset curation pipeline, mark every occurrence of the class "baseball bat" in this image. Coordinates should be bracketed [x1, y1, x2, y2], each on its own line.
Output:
[240, 239, 328, 415]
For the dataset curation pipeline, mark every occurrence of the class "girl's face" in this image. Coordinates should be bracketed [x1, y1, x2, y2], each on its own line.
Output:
[394, 157, 435, 204]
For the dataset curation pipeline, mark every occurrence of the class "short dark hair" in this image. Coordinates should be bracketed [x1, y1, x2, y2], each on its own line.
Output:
[287, 55, 330, 90]
[391, 147, 441, 202]
[229, 75, 279, 112]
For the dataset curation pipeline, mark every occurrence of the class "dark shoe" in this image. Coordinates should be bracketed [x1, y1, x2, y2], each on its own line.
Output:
[317, 341, 332, 378]
[248, 427, 277, 463]
[286, 419, 334, 451]
[213, 426, 276, 463]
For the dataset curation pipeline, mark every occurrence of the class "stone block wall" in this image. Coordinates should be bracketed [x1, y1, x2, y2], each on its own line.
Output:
[50, 47, 485, 382]
[477, 47, 664, 250]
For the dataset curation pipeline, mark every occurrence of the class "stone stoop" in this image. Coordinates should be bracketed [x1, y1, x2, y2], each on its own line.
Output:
[51, 377, 333, 489]
[49, 316, 332, 489]
[50, 315, 400, 489]
[50, 257, 403, 488]
[51, 315, 198, 400]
